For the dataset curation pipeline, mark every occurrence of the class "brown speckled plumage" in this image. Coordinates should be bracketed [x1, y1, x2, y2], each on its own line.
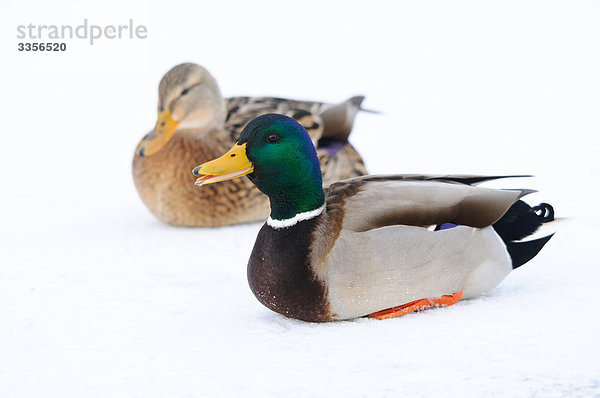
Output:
[133, 130, 270, 226]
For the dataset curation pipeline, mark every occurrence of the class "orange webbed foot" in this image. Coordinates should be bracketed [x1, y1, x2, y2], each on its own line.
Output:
[368, 290, 463, 320]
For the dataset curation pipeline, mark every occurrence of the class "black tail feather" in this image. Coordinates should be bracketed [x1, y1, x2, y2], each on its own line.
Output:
[506, 234, 554, 269]
[493, 200, 556, 268]
[493, 200, 554, 243]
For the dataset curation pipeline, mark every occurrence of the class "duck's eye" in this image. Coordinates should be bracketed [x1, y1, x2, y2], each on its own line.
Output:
[267, 133, 280, 143]
[181, 88, 190, 96]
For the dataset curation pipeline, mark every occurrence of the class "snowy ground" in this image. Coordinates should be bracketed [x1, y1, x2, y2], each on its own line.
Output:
[2, 1, 600, 397]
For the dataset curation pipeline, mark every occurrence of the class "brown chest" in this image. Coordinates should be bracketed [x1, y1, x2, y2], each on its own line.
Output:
[247, 220, 331, 322]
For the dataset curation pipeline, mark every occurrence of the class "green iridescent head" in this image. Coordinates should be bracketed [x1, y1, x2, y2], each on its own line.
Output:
[193, 114, 325, 221]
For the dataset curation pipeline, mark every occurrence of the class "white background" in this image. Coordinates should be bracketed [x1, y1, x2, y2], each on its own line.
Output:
[1, 1, 599, 396]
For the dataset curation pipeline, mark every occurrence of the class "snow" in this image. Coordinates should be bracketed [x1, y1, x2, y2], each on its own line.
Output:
[2, 0, 600, 396]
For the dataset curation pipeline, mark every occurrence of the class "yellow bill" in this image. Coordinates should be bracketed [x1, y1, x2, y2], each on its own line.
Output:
[136, 109, 180, 157]
[192, 143, 254, 186]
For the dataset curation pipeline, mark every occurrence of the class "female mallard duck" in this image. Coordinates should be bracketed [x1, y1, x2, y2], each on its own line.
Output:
[192, 114, 557, 322]
[132, 63, 368, 227]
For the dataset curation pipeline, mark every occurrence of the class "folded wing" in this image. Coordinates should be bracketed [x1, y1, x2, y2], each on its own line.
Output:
[325, 175, 531, 232]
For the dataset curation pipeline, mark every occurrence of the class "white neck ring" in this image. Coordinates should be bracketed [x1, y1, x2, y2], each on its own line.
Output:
[267, 203, 326, 229]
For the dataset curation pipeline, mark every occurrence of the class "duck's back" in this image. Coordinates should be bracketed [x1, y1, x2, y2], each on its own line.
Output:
[225, 96, 326, 143]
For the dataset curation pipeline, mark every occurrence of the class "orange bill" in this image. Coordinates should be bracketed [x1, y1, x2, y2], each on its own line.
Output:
[136, 109, 180, 157]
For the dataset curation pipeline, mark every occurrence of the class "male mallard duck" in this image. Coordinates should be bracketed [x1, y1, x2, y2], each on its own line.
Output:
[192, 114, 557, 322]
[132, 63, 368, 227]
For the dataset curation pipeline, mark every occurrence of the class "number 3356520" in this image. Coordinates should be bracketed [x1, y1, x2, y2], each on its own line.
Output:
[18, 42, 66, 51]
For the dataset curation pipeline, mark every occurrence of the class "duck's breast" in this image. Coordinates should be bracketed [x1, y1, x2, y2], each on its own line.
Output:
[247, 220, 333, 322]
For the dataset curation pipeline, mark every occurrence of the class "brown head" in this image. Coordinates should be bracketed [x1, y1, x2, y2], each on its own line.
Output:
[136, 63, 227, 157]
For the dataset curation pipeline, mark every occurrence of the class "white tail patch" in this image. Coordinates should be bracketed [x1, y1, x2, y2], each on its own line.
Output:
[519, 217, 568, 242]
